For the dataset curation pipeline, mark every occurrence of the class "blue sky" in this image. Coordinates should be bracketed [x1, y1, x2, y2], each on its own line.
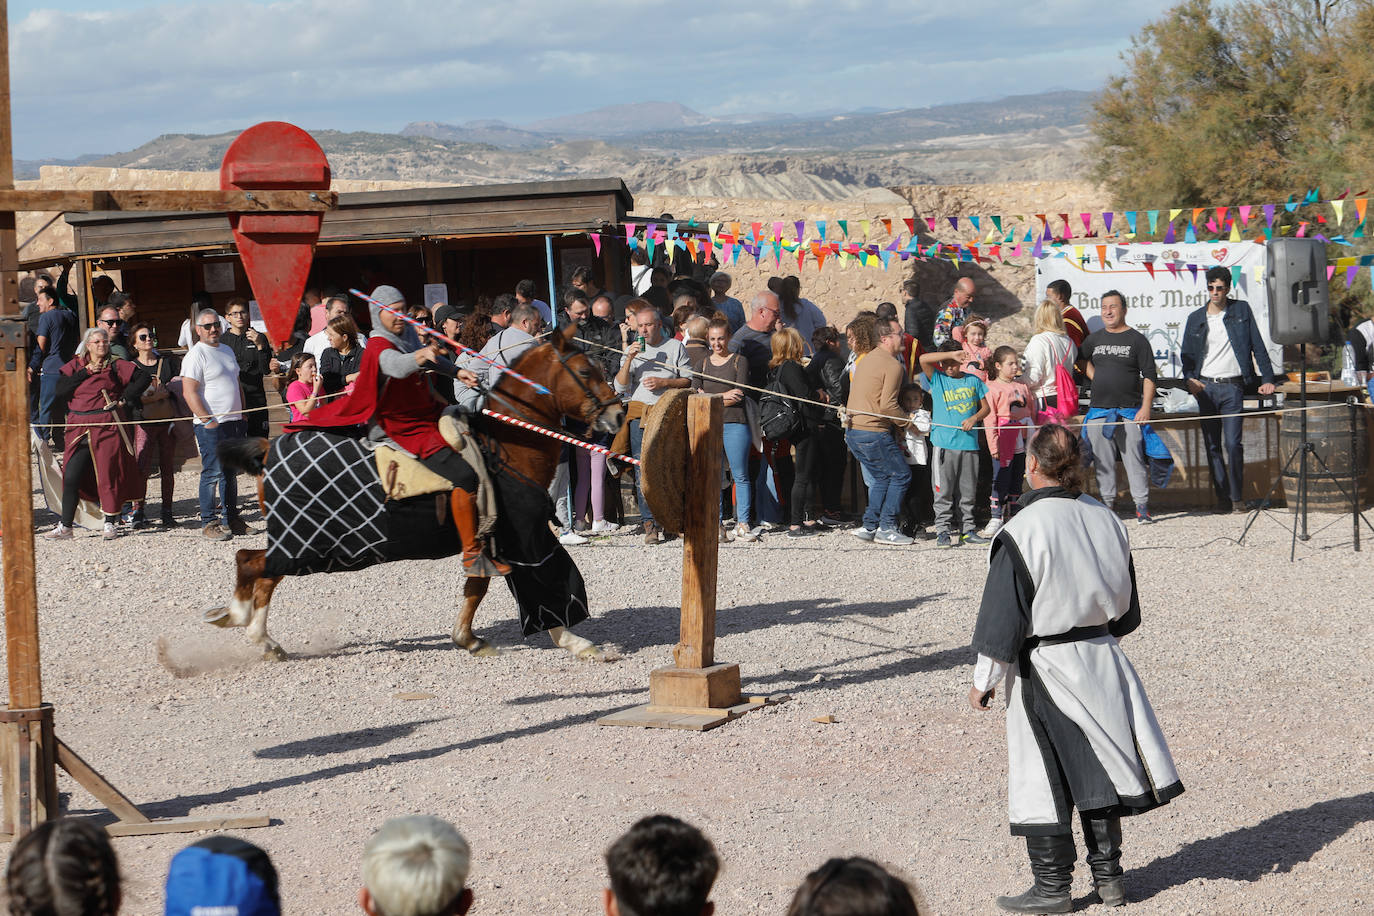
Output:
[10, 0, 1179, 160]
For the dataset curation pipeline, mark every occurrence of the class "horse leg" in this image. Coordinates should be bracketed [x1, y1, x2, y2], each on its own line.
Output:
[205, 548, 265, 629]
[549, 626, 604, 661]
[452, 576, 499, 657]
[246, 574, 287, 661]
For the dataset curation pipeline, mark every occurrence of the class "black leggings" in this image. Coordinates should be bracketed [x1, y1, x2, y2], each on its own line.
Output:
[789, 434, 819, 526]
[420, 448, 478, 494]
[61, 443, 116, 527]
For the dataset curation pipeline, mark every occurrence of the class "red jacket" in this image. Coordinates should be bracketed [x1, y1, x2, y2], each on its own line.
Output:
[287, 336, 447, 457]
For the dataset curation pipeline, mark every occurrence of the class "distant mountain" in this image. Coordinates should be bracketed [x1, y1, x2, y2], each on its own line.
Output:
[525, 101, 713, 136]
[84, 90, 1095, 200]
[399, 120, 550, 149]
[15, 153, 107, 180]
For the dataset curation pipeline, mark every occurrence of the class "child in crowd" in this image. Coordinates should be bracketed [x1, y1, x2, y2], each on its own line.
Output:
[786, 857, 924, 916]
[982, 345, 1034, 537]
[6, 818, 121, 916]
[898, 383, 934, 538]
[604, 815, 718, 916]
[960, 317, 993, 381]
[919, 341, 990, 548]
[283, 352, 323, 423]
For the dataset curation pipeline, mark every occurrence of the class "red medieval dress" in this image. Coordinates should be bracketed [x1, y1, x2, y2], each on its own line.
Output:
[59, 357, 145, 515]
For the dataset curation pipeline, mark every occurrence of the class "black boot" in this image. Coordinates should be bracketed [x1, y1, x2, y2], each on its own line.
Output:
[1082, 815, 1125, 907]
[996, 833, 1075, 913]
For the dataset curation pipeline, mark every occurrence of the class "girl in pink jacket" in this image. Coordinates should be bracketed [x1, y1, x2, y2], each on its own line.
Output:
[982, 346, 1034, 536]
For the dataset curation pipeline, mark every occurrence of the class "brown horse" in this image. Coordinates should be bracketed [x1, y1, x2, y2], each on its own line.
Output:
[206, 323, 624, 661]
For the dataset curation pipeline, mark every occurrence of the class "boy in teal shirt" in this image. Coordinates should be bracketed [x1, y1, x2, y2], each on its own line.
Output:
[920, 341, 990, 548]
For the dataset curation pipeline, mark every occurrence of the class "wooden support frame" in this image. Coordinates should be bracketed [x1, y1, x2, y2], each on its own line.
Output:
[599, 394, 774, 731]
[0, 0, 326, 841]
[0, 189, 336, 213]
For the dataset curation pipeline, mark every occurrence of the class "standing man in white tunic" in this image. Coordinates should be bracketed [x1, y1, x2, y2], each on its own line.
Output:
[968, 424, 1183, 914]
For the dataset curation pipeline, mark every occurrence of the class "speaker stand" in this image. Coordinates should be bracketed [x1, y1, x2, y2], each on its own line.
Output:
[1238, 353, 1374, 559]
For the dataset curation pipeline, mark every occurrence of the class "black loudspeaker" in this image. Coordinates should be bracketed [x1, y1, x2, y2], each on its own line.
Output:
[1266, 238, 1329, 344]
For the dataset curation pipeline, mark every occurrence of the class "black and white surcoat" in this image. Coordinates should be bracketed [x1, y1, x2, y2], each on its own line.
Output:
[972, 487, 1184, 836]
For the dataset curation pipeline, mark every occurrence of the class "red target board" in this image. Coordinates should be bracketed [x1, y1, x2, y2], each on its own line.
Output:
[220, 122, 331, 347]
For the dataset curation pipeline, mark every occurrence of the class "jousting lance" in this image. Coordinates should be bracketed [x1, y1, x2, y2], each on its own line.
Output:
[348, 288, 551, 396]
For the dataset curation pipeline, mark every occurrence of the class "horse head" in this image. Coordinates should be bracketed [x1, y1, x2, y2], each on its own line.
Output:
[495, 324, 624, 436]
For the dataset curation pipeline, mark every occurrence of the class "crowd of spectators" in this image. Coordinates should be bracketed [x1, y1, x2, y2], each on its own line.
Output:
[25, 247, 1289, 545]
[3, 813, 925, 915]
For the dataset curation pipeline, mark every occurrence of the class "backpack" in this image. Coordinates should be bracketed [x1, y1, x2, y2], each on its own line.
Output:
[1036, 363, 1079, 423]
[759, 369, 803, 441]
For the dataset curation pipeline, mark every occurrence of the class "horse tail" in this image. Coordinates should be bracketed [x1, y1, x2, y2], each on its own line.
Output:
[218, 437, 271, 476]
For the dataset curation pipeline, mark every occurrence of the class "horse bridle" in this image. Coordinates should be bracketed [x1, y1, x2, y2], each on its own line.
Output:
[485, 340, 621, 431]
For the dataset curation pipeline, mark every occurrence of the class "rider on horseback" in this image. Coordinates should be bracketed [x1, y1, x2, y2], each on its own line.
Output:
[287, 285, 508, 576]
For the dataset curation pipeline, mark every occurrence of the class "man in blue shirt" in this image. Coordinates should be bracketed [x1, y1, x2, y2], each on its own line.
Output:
[29, 288, 78, 448]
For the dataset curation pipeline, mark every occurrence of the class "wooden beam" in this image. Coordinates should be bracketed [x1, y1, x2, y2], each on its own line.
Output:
[0, 189, 337, 213]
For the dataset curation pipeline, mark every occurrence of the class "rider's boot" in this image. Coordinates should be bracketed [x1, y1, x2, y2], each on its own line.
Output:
[451, 487, 511, 576]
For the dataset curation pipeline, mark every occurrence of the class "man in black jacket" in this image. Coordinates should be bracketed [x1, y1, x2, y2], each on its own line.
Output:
[901, 277, 936, 352]
[222, 297, 274, 438]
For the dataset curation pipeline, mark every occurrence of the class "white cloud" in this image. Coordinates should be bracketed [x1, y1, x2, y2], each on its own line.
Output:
[10, 0, 1179, 158]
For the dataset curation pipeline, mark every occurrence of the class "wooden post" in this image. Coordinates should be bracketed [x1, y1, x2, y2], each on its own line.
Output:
[601, 394, 770, 730]
[674, 394, 722, 669]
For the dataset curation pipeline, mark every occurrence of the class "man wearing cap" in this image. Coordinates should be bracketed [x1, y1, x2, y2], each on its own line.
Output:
[165, 835, 281, 916]
[288, 286, 503, 575]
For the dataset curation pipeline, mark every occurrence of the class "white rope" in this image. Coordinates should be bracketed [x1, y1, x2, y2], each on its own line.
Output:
[573, 333, 1366, 431]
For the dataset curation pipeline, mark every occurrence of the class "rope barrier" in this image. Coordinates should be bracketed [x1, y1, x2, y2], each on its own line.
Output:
[480, 408, 639, 465]
[573, 333, 1368, 431]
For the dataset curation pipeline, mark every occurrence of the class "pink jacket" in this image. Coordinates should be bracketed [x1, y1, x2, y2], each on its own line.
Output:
[985, 379, 1034, 465]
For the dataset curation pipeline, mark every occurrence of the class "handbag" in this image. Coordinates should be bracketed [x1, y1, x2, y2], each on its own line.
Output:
[140, 360, 175, 421]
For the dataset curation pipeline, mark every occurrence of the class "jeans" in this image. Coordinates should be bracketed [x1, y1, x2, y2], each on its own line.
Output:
[991, 452, 1027, 520]
[1083, 411, 1149, 510]
[628, 418, 652, 525]
[1196, 381, 1244, 502]
[37, 369, 64, 448]
[845, 428, 911, 532]
[193, 420, 245, 525]
[934, 448, 978, 534]
[548, 458, 571, 528]
[721, 422, 753, 528]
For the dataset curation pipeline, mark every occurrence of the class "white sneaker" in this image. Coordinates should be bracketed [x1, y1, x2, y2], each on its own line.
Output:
[979, 519, 1003, 538]
[735, 525, 759, 542]
[558, 529, 589, 546]
[102, 522, 120, 541]
[43, 524, 73, 540]
[591, 520, 620, 534]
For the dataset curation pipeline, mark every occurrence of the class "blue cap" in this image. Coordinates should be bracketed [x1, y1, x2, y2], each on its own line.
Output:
[164, 836, 280, 916]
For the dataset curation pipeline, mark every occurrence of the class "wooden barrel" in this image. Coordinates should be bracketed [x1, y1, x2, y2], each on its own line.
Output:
[1279, 403, 1370, 511]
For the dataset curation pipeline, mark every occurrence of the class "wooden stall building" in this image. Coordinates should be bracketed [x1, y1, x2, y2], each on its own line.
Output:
[61, 178, 634, 337]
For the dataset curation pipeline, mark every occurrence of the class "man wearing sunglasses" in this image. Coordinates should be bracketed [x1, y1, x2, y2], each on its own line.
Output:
[223, 297, 273, 438]
[182, 308, 247, 540]
[1180, 266, 1276, 514]
[77, 307, 132, 361]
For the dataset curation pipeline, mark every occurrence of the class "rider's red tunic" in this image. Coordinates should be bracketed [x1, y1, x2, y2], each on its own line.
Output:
[286, 336, 446, 457]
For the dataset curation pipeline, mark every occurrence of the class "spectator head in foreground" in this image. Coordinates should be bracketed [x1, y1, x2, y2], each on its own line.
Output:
[164, 836, 280, 916]
[6, 817, 121, 916]
[359, 816, 472, 916]
[785, 857, 923, 916]
[603, 815, 719, 916]
[748, 291, 780, 333]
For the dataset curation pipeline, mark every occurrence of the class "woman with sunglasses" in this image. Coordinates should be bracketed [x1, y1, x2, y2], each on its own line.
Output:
[44, 327, 151, 540]
[125, 322, 180, 528]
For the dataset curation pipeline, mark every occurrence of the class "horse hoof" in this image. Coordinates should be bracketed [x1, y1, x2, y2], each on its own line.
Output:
[261, 644, 288, 662]
[203, 607, 232, 628]
[454, 634, 499, 657]
[575, 646, 605, 662]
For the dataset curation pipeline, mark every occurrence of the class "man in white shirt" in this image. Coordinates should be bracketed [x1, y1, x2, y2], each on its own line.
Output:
[614, 307, 691, 543]
[1180, 266, 1276, 514]
[182, 308, 247, 541]
[304, 295, 364, 363]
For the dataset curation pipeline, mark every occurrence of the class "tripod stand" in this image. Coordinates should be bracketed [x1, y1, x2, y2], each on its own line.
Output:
[1238, 352, 1374, 559]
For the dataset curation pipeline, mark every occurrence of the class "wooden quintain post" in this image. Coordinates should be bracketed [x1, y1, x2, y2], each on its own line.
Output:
[601, 393, 770, 730]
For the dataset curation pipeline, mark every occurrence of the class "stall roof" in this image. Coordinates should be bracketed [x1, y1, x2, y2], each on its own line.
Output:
[65, 178, 634, 259]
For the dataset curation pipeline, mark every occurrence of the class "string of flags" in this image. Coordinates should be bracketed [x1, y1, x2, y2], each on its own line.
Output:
[586, 187, 1374, 288]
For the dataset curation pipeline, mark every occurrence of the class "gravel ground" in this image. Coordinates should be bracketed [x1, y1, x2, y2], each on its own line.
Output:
[4, 466, 1373, 915]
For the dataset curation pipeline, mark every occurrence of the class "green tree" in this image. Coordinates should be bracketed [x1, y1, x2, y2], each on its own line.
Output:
[1091, 0, 1374, 322]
